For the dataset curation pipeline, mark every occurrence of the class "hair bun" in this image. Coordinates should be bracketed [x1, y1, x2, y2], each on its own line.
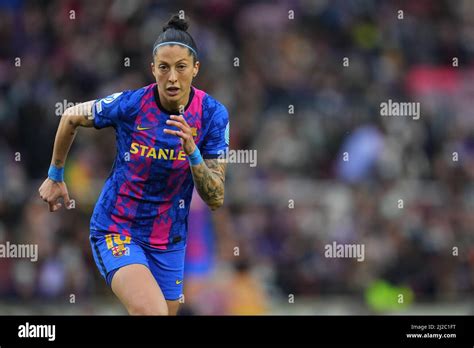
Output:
[163, 15, 189, 32]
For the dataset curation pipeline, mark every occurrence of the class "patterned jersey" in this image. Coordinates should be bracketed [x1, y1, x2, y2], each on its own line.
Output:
[89, 83, 229, 250]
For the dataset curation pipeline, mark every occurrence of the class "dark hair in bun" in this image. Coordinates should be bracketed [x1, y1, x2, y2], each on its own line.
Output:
[163, 15, 189, 32]
[153, 14, 198, 61]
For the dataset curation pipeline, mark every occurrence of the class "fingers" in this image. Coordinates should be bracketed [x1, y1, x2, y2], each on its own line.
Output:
[165, 119, 186, 130]
[163, 128, 188, 139]
[38, 185, 46, 199]
[62, 192, 72, 210]
[48, 201, 62, 212]
[38, 189, 48, 203]
[39, 186, 70, 212]
[169, 114, 187, 125]
[164, 115, 191, 140]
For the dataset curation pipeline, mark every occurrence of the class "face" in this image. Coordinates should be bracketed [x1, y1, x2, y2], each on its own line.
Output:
[151, 45, 199, 109]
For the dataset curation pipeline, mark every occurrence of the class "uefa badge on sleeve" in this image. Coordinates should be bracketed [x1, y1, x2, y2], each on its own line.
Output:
[225, 121, 230, 145]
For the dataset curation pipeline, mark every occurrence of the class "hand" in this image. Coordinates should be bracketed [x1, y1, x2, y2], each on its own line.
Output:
[38, 178, 72, 212]
[163, 115, 196, 155]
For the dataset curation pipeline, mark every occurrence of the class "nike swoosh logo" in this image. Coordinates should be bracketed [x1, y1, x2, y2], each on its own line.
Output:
[176, 280, 183, 285]
[137, 125, 152, 131]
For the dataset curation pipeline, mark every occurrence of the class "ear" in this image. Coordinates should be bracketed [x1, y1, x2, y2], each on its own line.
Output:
[193, 61, 200, 78]
[151, 61, 157, 79]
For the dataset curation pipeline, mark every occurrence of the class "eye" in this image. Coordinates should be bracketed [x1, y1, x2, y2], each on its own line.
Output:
[159, 65, 169, 71]
[177, 64, 187, 71]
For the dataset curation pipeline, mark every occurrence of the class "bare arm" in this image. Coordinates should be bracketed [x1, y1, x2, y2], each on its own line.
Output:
[51, 101, 95, 167]
[163, 114, 227, 211]
[38, 100, 95, 212]
[190, 159, 226, 211]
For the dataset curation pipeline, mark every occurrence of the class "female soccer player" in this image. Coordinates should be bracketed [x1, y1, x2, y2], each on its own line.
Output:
[38, 15, 229, 315]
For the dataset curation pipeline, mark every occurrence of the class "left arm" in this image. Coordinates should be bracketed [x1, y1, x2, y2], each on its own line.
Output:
[164, 115, 226, 210]
[190, 159, 226, 210]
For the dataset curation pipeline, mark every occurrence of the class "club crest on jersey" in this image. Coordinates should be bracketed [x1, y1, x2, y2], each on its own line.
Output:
[111, 244, 129, 257]
[105, 234, 131, 257]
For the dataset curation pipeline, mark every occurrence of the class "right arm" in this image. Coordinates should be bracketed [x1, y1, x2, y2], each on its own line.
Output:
[38, 101, 95, 212]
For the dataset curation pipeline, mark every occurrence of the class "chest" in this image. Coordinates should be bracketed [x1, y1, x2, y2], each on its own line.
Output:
[123, 109, 204, 170]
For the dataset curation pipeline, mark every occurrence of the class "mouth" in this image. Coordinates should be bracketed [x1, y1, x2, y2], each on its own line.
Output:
[166, 86, 180, 96]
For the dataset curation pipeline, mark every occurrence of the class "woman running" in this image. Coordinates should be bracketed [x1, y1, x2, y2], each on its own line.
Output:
[38, 15, 229, 315]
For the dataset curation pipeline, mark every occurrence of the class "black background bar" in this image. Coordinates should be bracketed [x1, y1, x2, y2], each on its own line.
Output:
[0, 315, 473, 346]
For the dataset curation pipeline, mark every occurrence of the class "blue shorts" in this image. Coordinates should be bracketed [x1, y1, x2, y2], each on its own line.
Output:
[90, 233, 185, 301]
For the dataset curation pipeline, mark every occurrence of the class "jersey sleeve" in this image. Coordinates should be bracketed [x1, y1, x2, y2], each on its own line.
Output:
[200, 102, 230, 159]
[92, 90, 139, 129]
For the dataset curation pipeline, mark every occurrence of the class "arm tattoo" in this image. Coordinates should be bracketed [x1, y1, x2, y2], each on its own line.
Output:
[190, 159, 226, 210]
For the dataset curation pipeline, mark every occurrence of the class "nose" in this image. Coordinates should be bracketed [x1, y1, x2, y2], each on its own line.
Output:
[168, 68, 178, 84]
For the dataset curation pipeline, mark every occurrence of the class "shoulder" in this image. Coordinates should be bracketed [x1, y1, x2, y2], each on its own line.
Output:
[198, 89, 229, 122]
[92, 85, 155, 128]
[123, 84, 152, 102]
[95, 84, 153, 112]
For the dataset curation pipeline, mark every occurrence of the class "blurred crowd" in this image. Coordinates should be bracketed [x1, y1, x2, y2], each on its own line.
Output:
[0, 0, 473, 314]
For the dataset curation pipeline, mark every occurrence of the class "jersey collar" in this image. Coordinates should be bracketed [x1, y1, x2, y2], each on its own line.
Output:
[154, 84, 195, 115]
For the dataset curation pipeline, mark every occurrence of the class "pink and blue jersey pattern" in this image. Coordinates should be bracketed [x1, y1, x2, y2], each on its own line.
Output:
[90, 83, 229, 251]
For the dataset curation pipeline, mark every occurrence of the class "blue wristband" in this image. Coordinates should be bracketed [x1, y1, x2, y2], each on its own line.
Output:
[188, 146, 203, 166]
[48, 164, 64, 182]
